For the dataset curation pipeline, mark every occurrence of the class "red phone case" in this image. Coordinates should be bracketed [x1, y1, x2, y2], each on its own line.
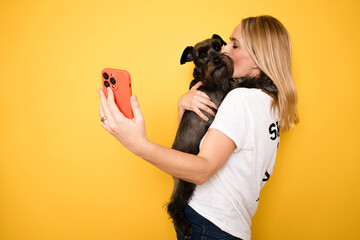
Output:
[101, 68, 133, 119]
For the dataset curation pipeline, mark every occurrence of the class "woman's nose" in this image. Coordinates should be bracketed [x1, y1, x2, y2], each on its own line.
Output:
[221, 45, 228, 54]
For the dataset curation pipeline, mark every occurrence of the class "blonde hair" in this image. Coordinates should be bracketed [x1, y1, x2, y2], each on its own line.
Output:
[241, 15, 299, 131]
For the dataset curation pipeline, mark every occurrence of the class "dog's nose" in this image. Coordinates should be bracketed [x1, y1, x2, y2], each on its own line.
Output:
[214, 58, 221, 66]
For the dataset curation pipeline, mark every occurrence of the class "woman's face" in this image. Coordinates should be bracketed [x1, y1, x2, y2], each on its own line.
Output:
[221, 24, 260, 79]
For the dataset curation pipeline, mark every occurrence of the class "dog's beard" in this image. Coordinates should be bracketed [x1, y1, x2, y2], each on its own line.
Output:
[202, 54, 234, 91]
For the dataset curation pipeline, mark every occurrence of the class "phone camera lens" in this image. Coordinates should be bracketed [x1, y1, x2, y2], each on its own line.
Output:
[103, 72, 109, 80]
[104, 81, 110, 88]
[110, 77, 116, 85]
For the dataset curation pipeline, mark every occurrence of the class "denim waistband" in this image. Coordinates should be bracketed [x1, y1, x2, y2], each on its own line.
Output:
[179, 205, 242, 240]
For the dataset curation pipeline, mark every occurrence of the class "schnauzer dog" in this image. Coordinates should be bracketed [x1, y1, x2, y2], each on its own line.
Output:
[167, 34, 277, 239]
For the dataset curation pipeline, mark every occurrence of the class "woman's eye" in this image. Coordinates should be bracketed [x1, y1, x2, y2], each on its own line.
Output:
[232, 45, 238, 49]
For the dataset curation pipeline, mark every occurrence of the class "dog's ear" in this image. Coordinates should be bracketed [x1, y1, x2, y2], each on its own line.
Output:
[180, 46, 194, 65]
[212, 34, 227, 46]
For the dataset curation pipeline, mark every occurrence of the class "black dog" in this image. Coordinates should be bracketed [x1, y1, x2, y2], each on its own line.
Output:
[167, 34, 277, 239]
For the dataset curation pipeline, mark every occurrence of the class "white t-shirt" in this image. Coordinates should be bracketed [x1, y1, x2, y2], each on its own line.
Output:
[188, 88, 280, 240]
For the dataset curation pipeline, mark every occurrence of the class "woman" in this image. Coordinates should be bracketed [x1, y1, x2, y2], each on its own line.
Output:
[98, 15, 298, 240]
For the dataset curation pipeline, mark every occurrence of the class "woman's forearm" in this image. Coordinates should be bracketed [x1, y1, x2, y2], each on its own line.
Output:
[134, 128, 235, 185]
[136, 139, 210, 185]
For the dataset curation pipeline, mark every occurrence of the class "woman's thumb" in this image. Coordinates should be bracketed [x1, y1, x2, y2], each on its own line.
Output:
[130, 95, 144, 121]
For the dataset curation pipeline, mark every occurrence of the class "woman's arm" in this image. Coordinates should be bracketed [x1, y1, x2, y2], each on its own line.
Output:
[177, 81, 218, 123]
[98, 87, 235, 185]
[138, 128, 235, 184]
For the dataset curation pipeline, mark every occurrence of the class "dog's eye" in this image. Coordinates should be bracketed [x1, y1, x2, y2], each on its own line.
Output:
[213, 43, 221, 52]
[199, 50, 207, 58]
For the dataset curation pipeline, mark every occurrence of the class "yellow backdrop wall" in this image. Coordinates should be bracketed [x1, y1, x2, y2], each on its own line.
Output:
[1, 0, 359, 239]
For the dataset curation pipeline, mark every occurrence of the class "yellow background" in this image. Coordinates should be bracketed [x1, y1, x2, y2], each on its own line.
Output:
[1, 0, 359, 239]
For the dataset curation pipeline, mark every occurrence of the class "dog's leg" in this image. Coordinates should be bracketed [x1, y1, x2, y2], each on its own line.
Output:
[167, 180, 195, 239]
[168, 97, 215, 238]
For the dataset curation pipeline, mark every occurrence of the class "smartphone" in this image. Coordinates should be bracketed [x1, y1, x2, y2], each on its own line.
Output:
[101, 68, 134, 119]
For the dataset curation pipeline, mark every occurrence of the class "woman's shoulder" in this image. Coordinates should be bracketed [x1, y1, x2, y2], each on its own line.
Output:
[226, 88, 272, 102]
[222, 88, 278, 120]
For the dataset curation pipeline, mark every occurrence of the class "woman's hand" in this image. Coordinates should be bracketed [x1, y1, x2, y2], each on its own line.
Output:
[178, 81, 218, 122]
[98, 87, 148, 155]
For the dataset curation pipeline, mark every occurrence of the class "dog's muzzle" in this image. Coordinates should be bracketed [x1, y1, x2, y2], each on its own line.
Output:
[213, 57, 222, 67]
[201, 54, 234, 90]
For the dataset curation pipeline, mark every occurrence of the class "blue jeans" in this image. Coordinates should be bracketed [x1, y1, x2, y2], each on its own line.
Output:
[176, 205, 242, 240]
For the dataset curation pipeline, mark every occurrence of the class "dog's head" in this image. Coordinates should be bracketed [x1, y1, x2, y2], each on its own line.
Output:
[180, 34, 234, 91]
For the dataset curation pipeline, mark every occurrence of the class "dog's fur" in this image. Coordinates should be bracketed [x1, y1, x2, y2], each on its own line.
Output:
[166, 35, 278, 239]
